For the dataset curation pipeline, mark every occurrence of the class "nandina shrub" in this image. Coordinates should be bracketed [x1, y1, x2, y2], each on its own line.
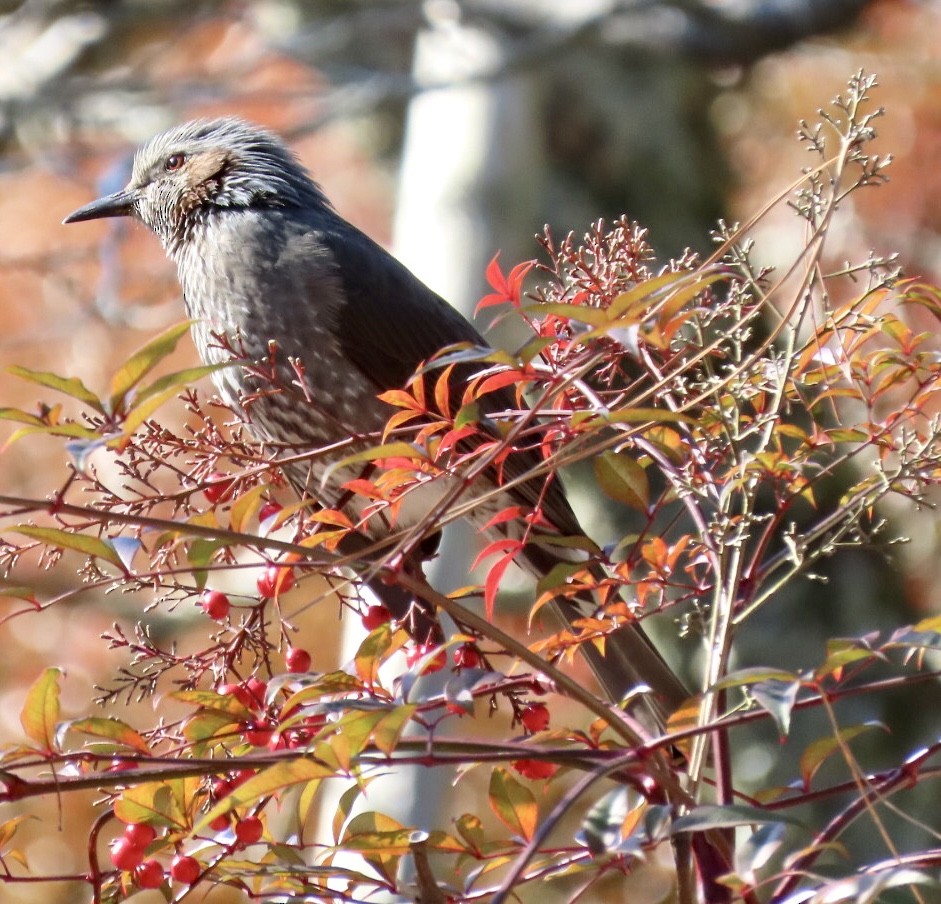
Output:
[0, 73, 939, 903]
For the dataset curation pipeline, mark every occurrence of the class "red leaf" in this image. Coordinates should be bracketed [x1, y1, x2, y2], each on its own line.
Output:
[476, 370, 530, 398]
[484, 552, 516, 620]
[472, 537, 523, 572]
[475, 254, 535, 313]
[481, 506, 526, 531]
[377, 389, 423, 411]
[433, 366, 453, 416]
[436, 424, 479, 457]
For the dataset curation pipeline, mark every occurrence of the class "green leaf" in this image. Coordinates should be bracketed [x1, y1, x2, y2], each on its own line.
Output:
[67, 717, 150, 755]
[109, 537, 141, 572]
[134, 362, 232, 406]
[327, 710, 387, 772]
[607, 268, 726, 320]
[354, 623, 397, 685]
[751, 679, 801, 737]
[574, 407, 694, 428]
[736, 822, 786, 883]
[171, 689, 252, 719]
[230, 484, 268, 533]
[116, 386, 183, 437]
[454, 814, 486, 852]
[594, 451, 649, 510]
[672, 805, 804, 833]
[799, 722, 883, 790]
[815, 638, 880, 679]
[4, 423, 100, 450]
[20, 668, 61, 753]
[331, 783, 364, 844]
[807, 869, 939, 903]
[488, 768, 538, 841]
[0, 815, 31, 851]
[115, 779, 193, 830]
[578, 787, 636, 855]
[11, 527, 123, 570]
[7, 366, 102, 411]
[713, 667, 802, 690]
[372, 705, 417, 756]
[109, 321, 193, 413]
[196, 759, 334, 831]
[521, 301, 610, 328]
[323, 441, 427, 482]
[0, 408, 47, 427]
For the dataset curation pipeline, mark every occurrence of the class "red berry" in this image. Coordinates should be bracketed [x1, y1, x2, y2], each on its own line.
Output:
[211, 778, 233, 800]
[258, 500, 283, 523]
[285, 647, 311, 673]
[208, 813, 230, 832]
[244, 676, 268, 707]
[520, 703, 551, 733]
[199, 589, 230, 620]
[454, 643, 483, 669]
[202, 471, 234, 504]
[107, 758, 137, 773]
[361, 604, 392, 631]
[234, 815, 263, 845]
[257, 564, 295, 598]
[406, 643, 446, 674]
[231, 768, 256, 789]
[244, 721, 275, 747]
[512, 759, 558, 780]
[134, 858, 164, 889]
[170, 854, 201, 885]
[110, 837, 145, 871]
[123, 823, 156, 848]
[266, 731, 287, 751]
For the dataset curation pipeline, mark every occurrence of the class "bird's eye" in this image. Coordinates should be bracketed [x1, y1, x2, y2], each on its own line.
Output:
[165, 153, 185, 172]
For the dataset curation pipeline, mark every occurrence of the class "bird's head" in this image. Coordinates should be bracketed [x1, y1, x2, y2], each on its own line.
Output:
[64, 117, 327, 250]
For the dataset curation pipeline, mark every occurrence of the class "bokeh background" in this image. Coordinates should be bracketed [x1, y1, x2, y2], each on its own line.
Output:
[0, 1, 940, 901]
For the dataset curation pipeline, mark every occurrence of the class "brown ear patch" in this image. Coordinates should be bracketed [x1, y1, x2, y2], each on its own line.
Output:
[187, 148, 230, 187]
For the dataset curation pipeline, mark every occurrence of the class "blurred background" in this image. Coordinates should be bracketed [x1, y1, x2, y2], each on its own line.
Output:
[0, 1, 940, 901]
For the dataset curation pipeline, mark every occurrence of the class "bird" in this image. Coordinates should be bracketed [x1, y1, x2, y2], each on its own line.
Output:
[64, 117, 687, 725]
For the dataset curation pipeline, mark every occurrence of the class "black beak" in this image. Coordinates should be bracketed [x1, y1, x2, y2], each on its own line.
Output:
[63, 188, 139, 224]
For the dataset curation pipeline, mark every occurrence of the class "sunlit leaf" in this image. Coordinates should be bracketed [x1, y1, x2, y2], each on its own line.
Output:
[197, 759, 334, 830]
[115, 780, 189, 830]
[134, 362, 232, 405]
[67, 717, 150, 755]
[815, 638, 880, 680]
[11, 526, 123, 570]
[799, 722, 884, 790]
[371, 705, 417, 756]
[0, 815, 31, 851]
[489, 768, 538, 841]
[594, 451, 649, 510]
[7, 366, 102, 411]
[20, 668, 61, 753]
[0, 408, 47, 427]
[229, 484, 268, 533]
[109, 321, 193, 413]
